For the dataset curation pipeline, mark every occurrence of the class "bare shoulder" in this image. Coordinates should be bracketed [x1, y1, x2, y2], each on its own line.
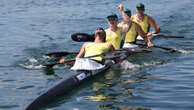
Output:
[147, 15, 155, 22]
[83, 42, 88, 45]
[82, 42, 89, 47]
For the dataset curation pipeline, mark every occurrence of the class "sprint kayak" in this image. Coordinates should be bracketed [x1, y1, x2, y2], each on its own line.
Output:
[26, 49, 134, 110]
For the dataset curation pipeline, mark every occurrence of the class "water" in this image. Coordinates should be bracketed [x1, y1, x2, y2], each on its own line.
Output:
[0, 0, 194, 110]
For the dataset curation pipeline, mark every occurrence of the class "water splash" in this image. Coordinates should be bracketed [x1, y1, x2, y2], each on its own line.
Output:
[19, 56, 68, 70]
[142, 61, 165, 66]
[28, 57, 38, 63]
[178, 49, 194, 54]
[19, 56, 46, 69]
[20, 64, 45, 69]
[120, 60, 141, 70]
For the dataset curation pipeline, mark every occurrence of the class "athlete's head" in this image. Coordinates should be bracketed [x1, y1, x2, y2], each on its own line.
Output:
[124, 9, 131, 17]
[95, 27, 106, 42]
[107, 13, 118, 29]
[123, 9, 131, 22]
[136, 3, 145, 15]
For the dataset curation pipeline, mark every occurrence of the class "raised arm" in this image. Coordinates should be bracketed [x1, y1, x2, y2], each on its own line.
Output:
[118, 4, 130, 23]
[117, 4, 131, 39]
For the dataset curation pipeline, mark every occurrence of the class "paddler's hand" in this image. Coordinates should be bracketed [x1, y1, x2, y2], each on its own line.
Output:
[114, 58, 123, 63]
[59, 58, 66, 64]
[147, 32, 153, 37]
[147, 41, 153, 48]
[117, 4, 123, 12]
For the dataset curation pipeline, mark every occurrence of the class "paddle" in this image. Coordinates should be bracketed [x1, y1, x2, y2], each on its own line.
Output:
[71, 32, 184, 43]
[71, 33, 94, 42]
[44, 50, 123, 68]
[44, 59, 75, 68]
[152, 45, 177, 52]
[152, 33, 184, 38]
[44, 51, 78, 58]
[44, 48, 151, 68]
[136, 43, 177, 52]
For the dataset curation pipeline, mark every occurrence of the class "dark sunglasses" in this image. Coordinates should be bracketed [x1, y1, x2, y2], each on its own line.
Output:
[107, 17, 117, 21]
[136, 7, 144, 11]
[124, 11, 131, 16]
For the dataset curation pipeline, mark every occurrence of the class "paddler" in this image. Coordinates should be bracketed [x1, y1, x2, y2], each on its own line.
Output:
[105, 5, 152, 50]
[59, 27, 115, 70]
[105, 13, 124, 50]
[117, 4, 153, 48]
[131, 3, 160, 37]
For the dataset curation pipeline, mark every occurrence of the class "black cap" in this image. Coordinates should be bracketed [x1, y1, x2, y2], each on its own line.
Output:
[107, 13, 118, 21]
[96, 27, 104, 31]
[136, 3, 145, 10]
[124, 9, 131, 16]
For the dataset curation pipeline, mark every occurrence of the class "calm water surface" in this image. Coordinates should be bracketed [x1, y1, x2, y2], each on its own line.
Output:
[0, 0, 194, 110]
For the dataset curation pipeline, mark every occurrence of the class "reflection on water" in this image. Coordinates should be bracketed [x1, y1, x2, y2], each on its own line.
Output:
[76, 68, 159, 110]
[98, 104, 151, 110]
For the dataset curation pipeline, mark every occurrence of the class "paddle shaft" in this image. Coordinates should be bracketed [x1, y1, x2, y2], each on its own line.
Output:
[45, 51, 111, 68]
[136, 43, 177, 52]
[153, 45, 176, 52]
[45, 51, 78, 58]
[152, 34, 184, 38]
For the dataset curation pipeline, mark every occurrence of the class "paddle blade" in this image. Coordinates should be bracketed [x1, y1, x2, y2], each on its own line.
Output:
[71, 33, 95, 42]
[44, 63, 59, 69]
[44, 52, 78, 58]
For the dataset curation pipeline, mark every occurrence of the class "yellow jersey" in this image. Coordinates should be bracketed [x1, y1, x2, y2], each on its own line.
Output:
[132, 14, 150, 33]
[118, 22, 137, 43]
[84, 42, 109, 62]
[105, 28, 123, 50]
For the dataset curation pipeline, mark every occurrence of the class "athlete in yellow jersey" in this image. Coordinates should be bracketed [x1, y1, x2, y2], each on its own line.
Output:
[117, 4, 153, 48]
[131, 3, 160, 37]
[59, 27, 115, 66]
[105, 14, 123, 50]
[105, 12, 139, 50]
[105, 27, 122, 50]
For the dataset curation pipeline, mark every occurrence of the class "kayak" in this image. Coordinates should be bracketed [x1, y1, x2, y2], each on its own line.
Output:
[26, 49, 137, 110]
[26, 61, 115, 110]
[26, 31, 178, 110]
